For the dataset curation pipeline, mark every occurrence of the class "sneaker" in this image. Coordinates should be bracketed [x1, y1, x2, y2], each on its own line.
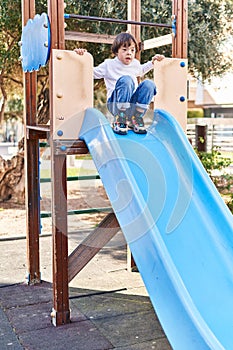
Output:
[130, 114, 147, 134]
[112, 112, 128, 135]
[127, 117, 134, 130]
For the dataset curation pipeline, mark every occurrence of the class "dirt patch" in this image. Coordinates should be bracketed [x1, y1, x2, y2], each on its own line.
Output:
[0, 184, 111, 239]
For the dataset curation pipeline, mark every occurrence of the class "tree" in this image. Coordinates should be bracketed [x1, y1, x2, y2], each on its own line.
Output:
[0, 0, 22, 124]
[0, 0, 48, 203]
[140, 0, 233, 81]
[0, 0, 48, 125]
[65, 0, 233, 81]
[1, 0, 233, 120]
[187, 0, 233, 81]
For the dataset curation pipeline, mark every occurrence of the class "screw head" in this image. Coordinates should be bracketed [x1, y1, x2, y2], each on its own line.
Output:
[56, 92, 63, 98]
[57, 130, 63, 136]
[180, 96, 186, 102]
[56, 54, 63, 60]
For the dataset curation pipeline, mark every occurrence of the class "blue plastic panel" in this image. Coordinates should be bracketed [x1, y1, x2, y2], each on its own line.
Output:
[20, 13, 51, 72]
[80, 108, 233, 350]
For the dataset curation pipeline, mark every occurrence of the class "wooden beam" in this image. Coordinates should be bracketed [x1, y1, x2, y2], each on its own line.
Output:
[22, 0, 41, 285]
[68, 213, 120, 282]
[172, 0, 188, 58]
[26, 125, 50, 140]
[65, 31, 116, 44]
[51, 152, 70, 326]
[142, 34, 173, 50]
[127, 0, 140, 270]
[48, 0, 70, 326]
[53, 139, 89, 155]
[127, 0, 141, 45]
[21, 0, 35, 24]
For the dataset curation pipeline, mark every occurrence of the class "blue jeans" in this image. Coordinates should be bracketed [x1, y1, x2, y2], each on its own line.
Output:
[107, 75, 156, 117]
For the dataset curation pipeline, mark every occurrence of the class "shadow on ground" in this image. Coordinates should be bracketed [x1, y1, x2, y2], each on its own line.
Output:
[0, 281, 171, 350]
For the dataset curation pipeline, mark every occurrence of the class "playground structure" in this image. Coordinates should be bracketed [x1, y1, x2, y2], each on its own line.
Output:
[21, 1, 233, 349]
[22, 0, 188, 327]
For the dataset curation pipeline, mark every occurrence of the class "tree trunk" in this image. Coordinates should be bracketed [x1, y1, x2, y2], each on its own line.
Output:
[0, 85, 49, 205]
[0, 140, 25, 204]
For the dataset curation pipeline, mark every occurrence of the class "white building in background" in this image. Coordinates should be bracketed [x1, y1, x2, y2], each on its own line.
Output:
[188, 73, 233, 118]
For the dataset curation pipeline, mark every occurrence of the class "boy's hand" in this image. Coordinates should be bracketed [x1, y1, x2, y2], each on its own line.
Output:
[74, 48, 87, 55]
[152, 54, 165, 64]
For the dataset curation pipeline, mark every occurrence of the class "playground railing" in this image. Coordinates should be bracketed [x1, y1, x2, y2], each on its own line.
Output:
[187, 118, 233, 153]
[39, 143, 112, 224]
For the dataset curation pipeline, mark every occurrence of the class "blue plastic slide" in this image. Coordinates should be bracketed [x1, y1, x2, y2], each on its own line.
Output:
[79, 108, 233, 350]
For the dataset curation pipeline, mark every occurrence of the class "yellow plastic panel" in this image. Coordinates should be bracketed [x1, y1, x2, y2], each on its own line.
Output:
[52, 49, 93, 140]
[154, 58, 188, 130]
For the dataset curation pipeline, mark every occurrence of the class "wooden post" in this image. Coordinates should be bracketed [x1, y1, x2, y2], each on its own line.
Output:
[127, 0, 141, 48]
[195, 125, 208, 152]
[48, 0, 70, 326]
[127, 0, 141, 271]
[172, 0, 188, 58]
[22, 0, 41, 284]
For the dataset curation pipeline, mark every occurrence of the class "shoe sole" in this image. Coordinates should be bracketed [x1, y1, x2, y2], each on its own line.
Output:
[132, 126, 147, 134]
[133, 129, 147, 134]
[113, 129, 128, 135]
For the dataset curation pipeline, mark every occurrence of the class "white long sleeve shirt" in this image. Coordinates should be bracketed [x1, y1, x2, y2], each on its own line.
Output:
[93, 57, 154, 99]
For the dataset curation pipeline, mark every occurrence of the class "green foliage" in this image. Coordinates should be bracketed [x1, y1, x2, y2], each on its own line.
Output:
[0, 0, 48, 123]
[7, 97, 23, 114]
[65, 0, 233, 79]
[196, 147, 233, 212]
[65, 0, 128, 66]
[187, 109, 204, 118]
[0, 1, 22, 72]
[1, 0, 233, 119]
[219, 173, 233, 212]
[188, 0, 233, 81]
[196, 147, 231, 175]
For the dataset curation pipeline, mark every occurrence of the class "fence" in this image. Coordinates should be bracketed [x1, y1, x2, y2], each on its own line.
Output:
[187, 118, 233, 152]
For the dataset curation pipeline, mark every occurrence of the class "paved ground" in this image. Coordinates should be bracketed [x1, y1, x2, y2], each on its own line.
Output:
[0, 210, 172, 350]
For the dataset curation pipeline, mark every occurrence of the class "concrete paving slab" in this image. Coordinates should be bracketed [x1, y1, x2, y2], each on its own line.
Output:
[0, 306, 23, 350]
[19, 319, 114, 350]
[0, 282, 172, 350]
[5, 302, 53, 334]
[69, 291, 169, 349]
[0, 282, 52, 309]
[114, 338, 171, 350]
[0, 221, 172, 350]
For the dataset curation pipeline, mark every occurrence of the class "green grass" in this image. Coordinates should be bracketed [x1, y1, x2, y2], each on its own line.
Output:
[67, 167, 97, 176]
[75, 154, 92, 160]
[220, 151, 233, 163]
[40, 167, 97, 179]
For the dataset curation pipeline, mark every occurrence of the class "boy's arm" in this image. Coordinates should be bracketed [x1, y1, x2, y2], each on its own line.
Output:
[93, 61, 107, 79]
[141, 54, 165, 75]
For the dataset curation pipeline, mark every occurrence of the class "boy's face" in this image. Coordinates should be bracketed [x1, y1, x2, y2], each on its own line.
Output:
[116, 43, 136, 65]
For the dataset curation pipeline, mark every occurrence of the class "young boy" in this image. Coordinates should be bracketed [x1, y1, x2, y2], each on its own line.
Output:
[75, 32, 164, 135]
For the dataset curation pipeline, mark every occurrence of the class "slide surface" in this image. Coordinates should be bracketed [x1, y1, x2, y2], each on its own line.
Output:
[79, 108, 233, 350]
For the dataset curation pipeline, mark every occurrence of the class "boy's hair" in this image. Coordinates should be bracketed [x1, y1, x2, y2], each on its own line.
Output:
[111, 32, 139, 55]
